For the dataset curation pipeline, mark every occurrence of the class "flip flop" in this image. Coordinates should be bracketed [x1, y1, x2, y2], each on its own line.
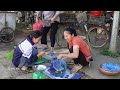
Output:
[71, 64, 83, 74]
[41, 47, 49, 51]
[20, 68, 34, 73]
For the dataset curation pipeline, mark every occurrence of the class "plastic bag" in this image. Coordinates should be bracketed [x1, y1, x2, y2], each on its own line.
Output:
[6, 50, 14, 61]
[42, 20, 51, 27]
[50, 59, 67, 77]
[33, 20, 43, 31]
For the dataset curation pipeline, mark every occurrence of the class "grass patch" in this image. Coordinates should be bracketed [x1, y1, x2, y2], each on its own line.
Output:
[100, 47, 120, 58]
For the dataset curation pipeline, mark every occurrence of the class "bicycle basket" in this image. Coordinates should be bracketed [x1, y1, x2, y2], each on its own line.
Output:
[50, 59, 67, 77]
[88, 14, 105, 26]
[76, 12, 87, 23]
[60, 13, 77, 23]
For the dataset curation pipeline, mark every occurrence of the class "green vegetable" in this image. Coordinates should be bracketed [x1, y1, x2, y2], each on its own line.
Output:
[6, 50, 14, 61]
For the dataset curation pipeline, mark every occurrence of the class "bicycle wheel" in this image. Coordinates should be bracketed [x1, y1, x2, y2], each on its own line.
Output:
[87, 26, 109, 48]
[56, 24, 68, 48]
[0, 27, 15, 43]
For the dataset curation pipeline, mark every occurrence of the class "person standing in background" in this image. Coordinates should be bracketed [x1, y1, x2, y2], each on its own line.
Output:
[36, 11, 63, 52]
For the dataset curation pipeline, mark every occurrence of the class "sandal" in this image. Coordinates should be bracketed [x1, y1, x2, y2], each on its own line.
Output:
[41, 47, 49, 51]
[25, 69, 34, 73]
[20, 67, 34, 73]
[71, 64, 83, 74]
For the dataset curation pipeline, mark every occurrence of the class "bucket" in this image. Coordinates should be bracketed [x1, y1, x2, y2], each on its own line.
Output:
[33, 71, 45, 79]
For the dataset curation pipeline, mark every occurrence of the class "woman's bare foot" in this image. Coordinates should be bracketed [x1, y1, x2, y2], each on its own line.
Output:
[21, 66, 27, 71]
[44, 45, 49, 48]
[50, 47, 54, 52]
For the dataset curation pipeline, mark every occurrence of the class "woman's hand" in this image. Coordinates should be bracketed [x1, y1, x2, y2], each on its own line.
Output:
[37, 51, 45, 57]
[57, 54, 64, 59]
[36, 45, 41, 49]
[50, 17, 55, 23]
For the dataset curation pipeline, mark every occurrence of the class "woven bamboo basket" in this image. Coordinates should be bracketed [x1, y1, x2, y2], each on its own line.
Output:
[99, 65, 120, 76]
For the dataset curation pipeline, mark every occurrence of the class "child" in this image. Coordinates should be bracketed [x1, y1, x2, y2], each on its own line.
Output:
[12, 30, 45, 71]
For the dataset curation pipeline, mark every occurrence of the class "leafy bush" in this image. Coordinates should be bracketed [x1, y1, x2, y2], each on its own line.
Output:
[100, 47, 120, 58]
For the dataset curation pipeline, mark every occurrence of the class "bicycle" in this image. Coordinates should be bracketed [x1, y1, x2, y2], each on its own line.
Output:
[0, 12, 15, 43]
[75, 11, 112, 48]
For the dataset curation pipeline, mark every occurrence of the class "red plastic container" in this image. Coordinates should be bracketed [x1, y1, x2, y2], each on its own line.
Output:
[89, 11, 104, 17]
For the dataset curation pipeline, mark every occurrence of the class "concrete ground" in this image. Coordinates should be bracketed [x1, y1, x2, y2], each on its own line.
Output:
[0, 29, 120, 79]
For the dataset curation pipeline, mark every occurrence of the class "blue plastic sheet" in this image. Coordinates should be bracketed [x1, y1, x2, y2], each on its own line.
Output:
[43, 67, 84, 79]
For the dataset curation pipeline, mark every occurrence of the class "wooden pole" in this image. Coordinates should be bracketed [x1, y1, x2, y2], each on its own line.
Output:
[109, 11, 120, 53]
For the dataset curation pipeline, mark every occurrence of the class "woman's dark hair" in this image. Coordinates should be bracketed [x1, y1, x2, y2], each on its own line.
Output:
[64, 27, 77, 36]
[30, 30, 42, 38]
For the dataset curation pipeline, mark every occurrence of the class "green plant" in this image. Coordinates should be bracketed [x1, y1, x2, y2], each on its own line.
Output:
[100, 47, 120, 58]
[37, 56, 42, 62]
[6, 50, 14, 61]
